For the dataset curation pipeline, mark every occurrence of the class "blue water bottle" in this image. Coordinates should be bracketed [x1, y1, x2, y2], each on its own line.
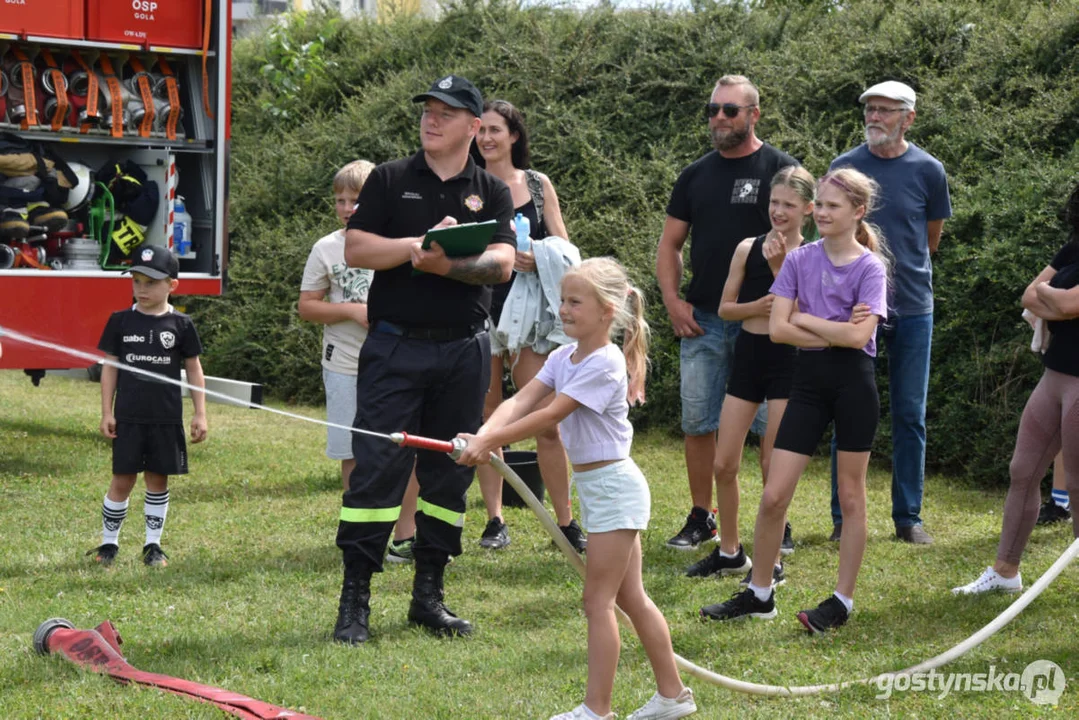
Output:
[514, 212, 531, 252]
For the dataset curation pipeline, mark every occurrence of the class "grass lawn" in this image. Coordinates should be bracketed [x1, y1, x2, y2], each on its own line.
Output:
[0, 370, 1075, 719]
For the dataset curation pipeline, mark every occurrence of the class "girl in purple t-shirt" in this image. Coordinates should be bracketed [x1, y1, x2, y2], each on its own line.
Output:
[457, 258, 698, 720]
[700, 167, 889, 634]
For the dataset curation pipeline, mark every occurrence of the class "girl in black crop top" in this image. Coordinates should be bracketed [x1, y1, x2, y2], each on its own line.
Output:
[953, 183, 1079, 595]
[685, 166, 817, 580]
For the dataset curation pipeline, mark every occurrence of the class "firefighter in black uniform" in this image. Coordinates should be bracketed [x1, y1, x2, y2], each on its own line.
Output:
[333, 75, 515, 643]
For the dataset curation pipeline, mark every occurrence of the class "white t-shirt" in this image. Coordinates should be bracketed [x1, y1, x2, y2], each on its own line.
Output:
[535, 343, 632, 465]
[300, 229, 373, 375]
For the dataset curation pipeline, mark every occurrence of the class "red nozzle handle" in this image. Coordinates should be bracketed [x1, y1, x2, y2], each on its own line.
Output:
[390, 432, 457, 454]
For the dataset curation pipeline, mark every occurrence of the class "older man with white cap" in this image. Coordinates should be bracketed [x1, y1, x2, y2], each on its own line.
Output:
[827, 80, 952, 545]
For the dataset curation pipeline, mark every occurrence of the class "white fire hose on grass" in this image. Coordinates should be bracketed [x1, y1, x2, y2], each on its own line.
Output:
[492, 455, 1079, 696]
[4, 324, 1075, 697]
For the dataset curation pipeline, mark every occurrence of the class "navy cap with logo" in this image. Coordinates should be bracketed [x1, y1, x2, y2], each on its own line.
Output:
[412, 75, 484, 118]
[125, 243, 179, 280]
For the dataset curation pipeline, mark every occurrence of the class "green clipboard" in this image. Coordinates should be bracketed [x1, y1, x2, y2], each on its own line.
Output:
[421, 219, 499, 255]
[413, 219, 499, 275]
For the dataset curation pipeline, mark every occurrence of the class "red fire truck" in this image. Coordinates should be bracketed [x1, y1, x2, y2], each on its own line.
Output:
[0, 0, 231, 378]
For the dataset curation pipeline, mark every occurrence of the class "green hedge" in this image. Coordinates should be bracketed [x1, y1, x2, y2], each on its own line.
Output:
[190, 0, 1079, 484]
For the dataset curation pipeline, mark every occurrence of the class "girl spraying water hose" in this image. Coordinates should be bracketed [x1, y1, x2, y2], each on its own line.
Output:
[456, 258, 698, 720]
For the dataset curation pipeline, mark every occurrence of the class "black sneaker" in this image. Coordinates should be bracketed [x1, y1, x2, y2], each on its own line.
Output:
[828, 523, 842, 542]
[740, 563, 785, 588]
[479, 517, 510, 550]
[780, 522, 795, 555]
[666, 506, 716, 550]
[700, 587, 776, 621]
[559, 519, 587, 554]
[142, 543, 169, 567]
[87, 543, 119, 567]
[685, 545, 750, 578]
[1037, 500, 1072, 526]
[797, 595, 849, 634]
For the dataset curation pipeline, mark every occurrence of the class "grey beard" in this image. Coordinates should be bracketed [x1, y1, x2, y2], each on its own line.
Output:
[712, 125, 750, 152]
[865, 125, 898, 147]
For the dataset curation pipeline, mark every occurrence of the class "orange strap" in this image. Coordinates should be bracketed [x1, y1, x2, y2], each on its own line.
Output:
[202, 0, 214, 121]
[41, 50, 69, 132]
[128, 56, 155, 138]
[157, 57, 181, 141]
[97, 54, 125, 138]
[12, 48, 37, 129]
[70, 51, 99, 133]
[15, 245, 50, 270]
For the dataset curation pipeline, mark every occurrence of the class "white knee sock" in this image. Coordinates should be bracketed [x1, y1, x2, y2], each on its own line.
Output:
[102, 496, 129, 546]
[144, 490, 170, 546]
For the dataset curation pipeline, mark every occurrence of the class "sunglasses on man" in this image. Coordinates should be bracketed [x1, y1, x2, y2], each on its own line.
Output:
[704, 102, 756, 120]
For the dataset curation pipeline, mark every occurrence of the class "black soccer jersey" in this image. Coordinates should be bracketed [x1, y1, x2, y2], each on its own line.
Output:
[98, 307, 203, 424]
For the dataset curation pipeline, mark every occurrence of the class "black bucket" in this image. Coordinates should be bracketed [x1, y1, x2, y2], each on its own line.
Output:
[502, 450, 546, 507]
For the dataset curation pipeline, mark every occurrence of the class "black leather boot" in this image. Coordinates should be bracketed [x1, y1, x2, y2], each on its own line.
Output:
[407, 561, 472, 637]
[333, 558, 372, 644]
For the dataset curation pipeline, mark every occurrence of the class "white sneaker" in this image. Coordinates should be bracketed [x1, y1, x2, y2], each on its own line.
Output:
[626, 687, 697, 720]
[951, 567, 1022, 595]
[549, 704, 615, 720]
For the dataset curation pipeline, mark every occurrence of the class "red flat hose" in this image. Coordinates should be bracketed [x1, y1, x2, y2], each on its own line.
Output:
[34, 619, 321, 720]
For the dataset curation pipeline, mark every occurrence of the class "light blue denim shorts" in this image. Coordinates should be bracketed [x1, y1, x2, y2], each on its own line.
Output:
[680, 307, 766, 435]
[574, 458, 650, 533]
[323, 367, 357, 460]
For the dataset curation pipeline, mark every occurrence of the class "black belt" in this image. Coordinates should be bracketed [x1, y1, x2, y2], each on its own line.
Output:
[373, 320, 486, 342]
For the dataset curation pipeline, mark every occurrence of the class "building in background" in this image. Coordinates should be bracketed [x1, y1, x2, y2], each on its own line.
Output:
[233, 0, 438, 34]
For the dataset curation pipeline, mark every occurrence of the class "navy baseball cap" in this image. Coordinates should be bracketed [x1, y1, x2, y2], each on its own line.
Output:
[412, 75, 483, 118]
[126, 243, 179, 279]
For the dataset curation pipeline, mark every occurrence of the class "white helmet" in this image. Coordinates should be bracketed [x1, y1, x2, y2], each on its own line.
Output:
[63, 162, 95, 212]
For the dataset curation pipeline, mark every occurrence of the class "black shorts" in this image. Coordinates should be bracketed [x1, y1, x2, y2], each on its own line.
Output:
[726, 330, 797, 403]
[774, 348, 879, 455]
[112, 422, 188, 476]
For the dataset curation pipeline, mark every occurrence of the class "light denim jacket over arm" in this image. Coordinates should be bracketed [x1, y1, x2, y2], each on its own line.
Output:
[493, 236, 581, 355]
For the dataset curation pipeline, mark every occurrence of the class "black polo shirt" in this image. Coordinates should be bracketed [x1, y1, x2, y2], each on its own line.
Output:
[348, 151, 515, 327]
[666, 144, 798, 312]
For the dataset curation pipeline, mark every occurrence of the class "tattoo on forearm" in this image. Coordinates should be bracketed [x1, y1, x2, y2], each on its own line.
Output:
[445, 255, 506, 285]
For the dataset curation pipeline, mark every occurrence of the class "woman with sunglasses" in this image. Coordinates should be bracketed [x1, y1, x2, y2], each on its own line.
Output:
[700, 167, 889, 633]
[470, 99, 586, 553]
[952, 182, 1079, 596]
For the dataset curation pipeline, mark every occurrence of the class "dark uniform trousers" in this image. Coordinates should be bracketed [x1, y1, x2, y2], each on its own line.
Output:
[336, 325, 491, 571]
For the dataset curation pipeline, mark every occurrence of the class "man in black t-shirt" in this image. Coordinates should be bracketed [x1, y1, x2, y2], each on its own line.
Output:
[655, 75, 797, 553]
[332, 75, 515, 644]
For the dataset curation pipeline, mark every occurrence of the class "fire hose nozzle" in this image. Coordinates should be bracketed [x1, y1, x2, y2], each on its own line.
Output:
[389, 432, 464, 459]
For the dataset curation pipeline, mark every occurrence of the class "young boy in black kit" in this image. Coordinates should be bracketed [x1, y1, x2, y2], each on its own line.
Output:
[90, 244, 207, 568]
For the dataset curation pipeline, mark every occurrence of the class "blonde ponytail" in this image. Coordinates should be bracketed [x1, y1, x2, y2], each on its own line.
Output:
[563, 257, 652, 396]
[622, 284, 651, 396]
[822, 167, 893, 278]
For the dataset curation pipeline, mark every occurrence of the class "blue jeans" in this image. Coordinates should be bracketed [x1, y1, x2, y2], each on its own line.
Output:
[680, 307, 766, 437]
[831, 313, 932, 528]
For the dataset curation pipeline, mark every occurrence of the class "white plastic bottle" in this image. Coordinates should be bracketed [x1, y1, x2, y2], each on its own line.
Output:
[174, 196, 193, 257]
